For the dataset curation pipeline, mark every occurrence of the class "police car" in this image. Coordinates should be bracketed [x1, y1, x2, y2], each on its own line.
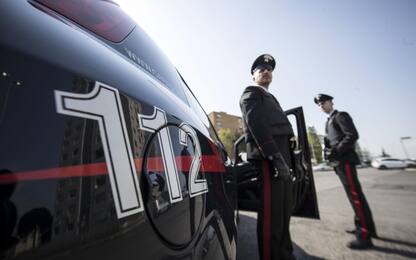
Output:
[0, 1, 318, 259]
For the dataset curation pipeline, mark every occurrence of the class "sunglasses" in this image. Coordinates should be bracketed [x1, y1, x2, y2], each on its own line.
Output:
[254, 64, 273, 73]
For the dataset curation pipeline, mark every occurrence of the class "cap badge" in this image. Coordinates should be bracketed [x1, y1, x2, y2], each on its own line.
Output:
[263, 54, 273, 63]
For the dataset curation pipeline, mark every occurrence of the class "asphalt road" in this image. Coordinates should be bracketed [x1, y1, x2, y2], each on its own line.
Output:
[237, 167, 416, 259]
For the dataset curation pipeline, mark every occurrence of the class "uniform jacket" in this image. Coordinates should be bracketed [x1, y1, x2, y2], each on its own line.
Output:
[239, 86, 293, 160]
[325, 110, 360, 164]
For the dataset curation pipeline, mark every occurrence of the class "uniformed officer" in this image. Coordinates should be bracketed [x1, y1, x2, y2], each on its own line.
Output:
[240, 54, 295, 260]
[314, 94, 377, 250]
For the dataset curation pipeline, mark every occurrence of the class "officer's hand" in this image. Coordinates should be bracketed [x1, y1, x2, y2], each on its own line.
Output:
[326, 148, 339, 161]
[268, 153, 291, 181]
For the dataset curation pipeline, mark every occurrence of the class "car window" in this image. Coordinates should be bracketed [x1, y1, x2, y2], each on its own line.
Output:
[287, 114, 299, 149]
[177, 73, 210, 127]
[115, 25, 189, 104]
[177, 73, 221, 144]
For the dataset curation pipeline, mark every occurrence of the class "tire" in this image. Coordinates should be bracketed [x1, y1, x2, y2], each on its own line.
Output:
[379, 165, 387, 170]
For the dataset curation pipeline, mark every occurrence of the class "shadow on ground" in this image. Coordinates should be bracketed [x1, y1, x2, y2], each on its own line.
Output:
[372, 236, 416, 258]
[237, 213, 325, 260]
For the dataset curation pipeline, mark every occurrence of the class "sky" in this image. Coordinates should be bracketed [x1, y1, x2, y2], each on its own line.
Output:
[117, 0, 416, 159]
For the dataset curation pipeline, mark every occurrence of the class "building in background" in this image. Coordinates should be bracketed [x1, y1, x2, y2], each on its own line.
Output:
[208, 111, 243, 134]
[208, 111, 243, 159]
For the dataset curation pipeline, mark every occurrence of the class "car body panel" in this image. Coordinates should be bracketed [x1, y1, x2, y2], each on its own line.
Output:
[404, 159, 416, 168]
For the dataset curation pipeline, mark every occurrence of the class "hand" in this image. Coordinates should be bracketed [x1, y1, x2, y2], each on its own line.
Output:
[268, 153, 291, 181]
[327, 149, 339, 161]
[324, 148, 338, 161]
[324, 148, 340, 168]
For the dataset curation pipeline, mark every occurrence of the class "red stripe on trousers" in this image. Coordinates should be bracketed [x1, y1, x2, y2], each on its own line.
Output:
[262, 161, 271, 260]
[345, 163, 369, 240]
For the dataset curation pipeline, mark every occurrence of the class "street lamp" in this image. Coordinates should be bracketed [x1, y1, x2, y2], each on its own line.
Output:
[400, 136, 411, 159]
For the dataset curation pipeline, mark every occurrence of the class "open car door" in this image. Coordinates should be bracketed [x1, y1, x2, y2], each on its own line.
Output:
[233, 107, 319, 219]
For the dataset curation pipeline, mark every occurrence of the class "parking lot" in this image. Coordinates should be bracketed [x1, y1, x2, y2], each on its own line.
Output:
[237, 167, 416, 259]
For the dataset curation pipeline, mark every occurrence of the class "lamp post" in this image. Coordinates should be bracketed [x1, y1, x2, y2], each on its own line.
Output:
[400, 136, 411, 159]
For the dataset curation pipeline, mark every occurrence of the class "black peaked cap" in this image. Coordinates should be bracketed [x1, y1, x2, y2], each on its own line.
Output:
[251, 54, 276, 74]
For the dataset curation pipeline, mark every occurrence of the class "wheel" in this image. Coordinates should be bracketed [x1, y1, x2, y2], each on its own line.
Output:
[379, 165, 387, 170]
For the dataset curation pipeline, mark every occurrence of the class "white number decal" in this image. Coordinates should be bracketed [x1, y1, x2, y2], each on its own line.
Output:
[55, 82, 144, 218]
[55, 82, 208, 218]
[179, 123, 208, 197]
[138, 107, 183, 203]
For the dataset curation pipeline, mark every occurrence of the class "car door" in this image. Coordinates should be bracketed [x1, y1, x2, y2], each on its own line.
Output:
[393, 159, 406, 168]
[389, 159, 399, 168]
[233, 107, 319, 219]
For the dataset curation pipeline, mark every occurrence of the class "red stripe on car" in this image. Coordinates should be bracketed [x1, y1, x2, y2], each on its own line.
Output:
[0, 155, 225, 183]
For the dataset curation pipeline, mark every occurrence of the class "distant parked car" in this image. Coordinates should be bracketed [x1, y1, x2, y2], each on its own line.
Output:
[404, 159, 416, 168]
[313, 163, 333, 171]
[371, 158, 408, 169]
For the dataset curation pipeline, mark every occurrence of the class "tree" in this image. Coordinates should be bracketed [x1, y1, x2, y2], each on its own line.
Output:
[307, 126, 323, 164]
[380, 147, 390, 158]
[355, 142, 363, 161]
[218, 128, 239, 159]
[361, 148, 372, 165]
[356, 143, 374, 165]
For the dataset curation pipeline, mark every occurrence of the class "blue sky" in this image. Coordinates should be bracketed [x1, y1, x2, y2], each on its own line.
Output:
[117, 0, 416, 159]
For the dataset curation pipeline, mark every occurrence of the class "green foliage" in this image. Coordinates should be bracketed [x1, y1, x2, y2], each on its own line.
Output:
[217, 128, 240, 159]
[360, 147, 372, 164]
[307, 126, 323, 164]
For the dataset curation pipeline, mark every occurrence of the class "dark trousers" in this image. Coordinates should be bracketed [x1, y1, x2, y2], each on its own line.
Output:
[335, 162, 377, 241]
[255, 160, 295, 260]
